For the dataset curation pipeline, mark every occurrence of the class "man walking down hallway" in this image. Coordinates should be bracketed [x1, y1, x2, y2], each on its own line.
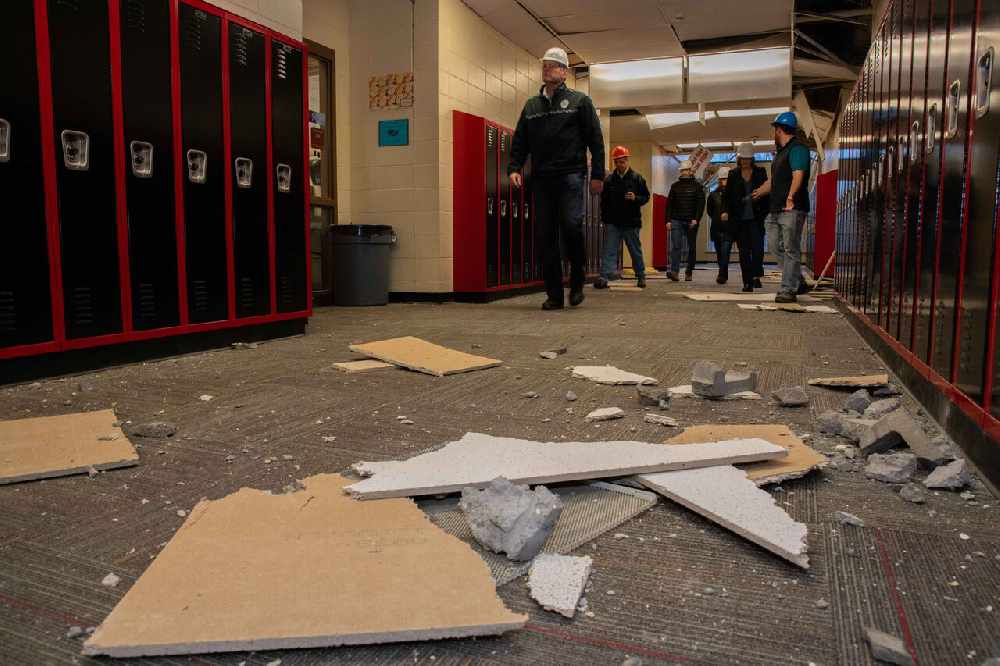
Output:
[508, 47, 606, 310]
[595, 146, 650, 289]
[665, 160, 705, 282]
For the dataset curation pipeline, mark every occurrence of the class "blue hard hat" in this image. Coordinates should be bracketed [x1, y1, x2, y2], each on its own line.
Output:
[771, 111, 798, 129]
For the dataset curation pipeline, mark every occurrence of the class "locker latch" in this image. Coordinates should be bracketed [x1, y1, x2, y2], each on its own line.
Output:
[500, 199, 507, 218]
[976, 47, 993, 119]
[130, 141, 154, 178]
[235, 157, 253, 189]
[925, 105, 937, 156]
[60, 130, 90, 171]
[523, 203, 529, 221]
[513, 196, 519, 219]
[0, 119, 9, 163]
[946, 80, 961, 138]
[276, 163, 291, 193]
[487, 197, 494, 215]
[187, 149, 207, 184]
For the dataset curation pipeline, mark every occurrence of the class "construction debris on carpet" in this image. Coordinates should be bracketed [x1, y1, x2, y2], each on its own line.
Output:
[807, 373, 890, 389]
[528, 554, 593, 618]
[571, 365, 658, 386]
[349, 336, 502, 376]
[459, 478, 563, 561]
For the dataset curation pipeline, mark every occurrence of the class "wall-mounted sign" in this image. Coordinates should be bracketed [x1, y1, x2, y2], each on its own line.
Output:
[378, 119, 409, 147]
[369, 72, 414, 110]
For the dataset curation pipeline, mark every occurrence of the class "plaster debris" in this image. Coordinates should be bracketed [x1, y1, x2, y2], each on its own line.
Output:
[690, 360, 758, 398]
[923, 459, 972, 489]
[539, 347, 567, 360]
[586, 408, 625, 422]
[834, 511, 864, 527]
[565, 391, 578, 402]
[637, 465, 810, 568]
[863, 398, 901, 420]
[815, 599, 830, 610]
[865, 627, 914, 666]
[644, 414, 678, 427]
[844, 389, 873, 414]
[858, 410, 932, 456]
[873, 385, 902, 397]
[864, 452, 918, 484]
[522, 391, 540, 399]
[808, 374, 889, 389]
[66, 626, 86, 639]
[330, 360, 394, 373]
[459, 478, 562, 561]
[130, 421, 178, 439]
[527, 554, 592, 618]
[899, 483, 928, 504]
[346, 433, 787, 499]
[772, 386, 810, 407]
[101, 573, 121, 588]
[668, 385, 762, 401]
[199, 395, 214, 402]
[571, 366, 657, 386]
[637, 385, 672, 408]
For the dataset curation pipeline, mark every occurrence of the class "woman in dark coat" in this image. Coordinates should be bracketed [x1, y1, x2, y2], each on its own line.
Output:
[726, 142, 770, 291]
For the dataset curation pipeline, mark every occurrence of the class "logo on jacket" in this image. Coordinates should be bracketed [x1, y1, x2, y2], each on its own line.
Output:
[560, 99, 569, 109]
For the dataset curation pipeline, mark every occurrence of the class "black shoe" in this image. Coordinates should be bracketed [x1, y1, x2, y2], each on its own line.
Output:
[593, 277, 609, 289]
[637, 277, 647, 289]
[684, 271, 693, 282]
[542, 299, 564, 310]
[797, 280, 812, 295]
[667, 271, 680, 282]
[742, 285, 754, 293]
[774, 292, 797, 303]
[569, 289, 585, 307]
[753, 278, 762, 288]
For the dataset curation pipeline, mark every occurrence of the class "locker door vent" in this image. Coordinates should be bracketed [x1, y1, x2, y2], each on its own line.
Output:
[184, 11, 207, 51]
[191, 280, 209, 314]
[54, 0, 81, 11]
[275, 47, 288, 80]
[238, 277, 254, 310]
[70, 287, 95, 327]
[0, 291, 15, 334]
[278, 276, 293, 307]
[137, 283, 156, 322]
[233, 29, 251, 67]
[125, 0, 145, 33]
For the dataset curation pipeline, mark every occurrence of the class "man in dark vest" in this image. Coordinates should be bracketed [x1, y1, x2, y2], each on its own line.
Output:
[595, 145, 650, 289]
[753, 112, 811, 303]
[509, 47, 606, 310]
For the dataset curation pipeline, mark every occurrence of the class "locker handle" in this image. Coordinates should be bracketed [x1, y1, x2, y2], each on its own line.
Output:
[500, 199, 507, 218]
[523, 204, 530, 220]
[276, 163, 291, 193]
[129, 141, 154, 178]
[487, 197, 493, 215]
[946, 80, 961, 139]
[925, 105, 937, 156]
[187, 149, 208, 184]
[0, 119, 9, 162]
[909, 121, 920, 164]
[897, 137, 905, 173]
[60, 130, 90, 171]
[235, 157, 253, 189]
[975, 47, 993, 119]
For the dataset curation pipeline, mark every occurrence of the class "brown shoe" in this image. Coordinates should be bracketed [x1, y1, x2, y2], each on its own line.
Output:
[684, 271, 693, 281]
[667, 272, 680, 282]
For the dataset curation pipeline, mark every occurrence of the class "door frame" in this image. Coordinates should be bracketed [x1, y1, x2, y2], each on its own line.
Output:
[304, 39, 336, 305]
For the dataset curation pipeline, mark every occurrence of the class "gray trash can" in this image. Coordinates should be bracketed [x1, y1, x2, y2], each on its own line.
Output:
[331, 224, 396, 306]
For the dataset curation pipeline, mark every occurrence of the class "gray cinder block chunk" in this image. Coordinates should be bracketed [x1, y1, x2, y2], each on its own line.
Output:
[899, 483, 927, 504]
[772, 386, 810, 407]
[637, 385, 671, 407]
[528, 554, 592, 618]
[691, 361, 758, 398]
[644, 414, 678, 427]
[586, 407, 625, 422]
[859, 410, 933, 458]
[459, 478, 563, 561]
[864, 452, 918, 484]
[865, 627, 914, 666]
[834, 511, 864, 527]
[864, 398, 901, 420]
[923, 458, 971, 490]
[844, 389, 873, 414]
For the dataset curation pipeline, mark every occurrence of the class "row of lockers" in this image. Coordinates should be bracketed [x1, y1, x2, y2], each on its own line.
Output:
[835, 0, 999, 416]
[1, 0, 309, 360]
[452, 110, 606, 294]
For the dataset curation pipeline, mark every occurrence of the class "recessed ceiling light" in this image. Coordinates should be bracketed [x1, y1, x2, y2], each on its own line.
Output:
[715, 107, 791, 118]
[645, 111, 703, 130]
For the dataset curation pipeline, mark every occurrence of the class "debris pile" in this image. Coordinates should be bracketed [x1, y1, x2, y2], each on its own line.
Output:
[459, 478, 563, 561]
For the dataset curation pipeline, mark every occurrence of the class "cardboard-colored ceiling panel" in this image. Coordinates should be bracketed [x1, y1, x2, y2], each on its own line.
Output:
[84, 474, 526, 657]
[349, 337, 502, 376]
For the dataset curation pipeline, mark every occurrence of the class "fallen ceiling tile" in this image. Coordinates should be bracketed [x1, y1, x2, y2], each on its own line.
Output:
[665, 424, 825, 485]
[528, 554, 593, 618]
[571, 365, 658, 385]
[807, 374, 890, 389]
[345, 432, 787, 499]
[736, 304, 838, 314]
[637, 465, 809, 568]
[349, 336, 502, 377]
[682, 292, 818, 302]
[0, 410, 137, 485]
[668, 385, 762, 401]
[83, 474, 526, 658]
[329, 359, 395, 373]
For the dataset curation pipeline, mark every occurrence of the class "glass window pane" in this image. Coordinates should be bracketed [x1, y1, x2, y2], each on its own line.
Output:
[308, 54, 331, 199]
[311, 205, 333, 292]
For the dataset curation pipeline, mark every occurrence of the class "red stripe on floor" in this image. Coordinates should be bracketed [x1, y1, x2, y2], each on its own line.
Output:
[874, 529, 921, 666]
[525, 622, 703, 663]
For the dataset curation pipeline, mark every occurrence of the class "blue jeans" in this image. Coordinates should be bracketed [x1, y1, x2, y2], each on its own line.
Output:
[765, 210, 806, 294]
[669, 220, 698, 274]
[601, 225, 645, 279]
[712, 234, 733, 273]
[535, 172, 586, 303]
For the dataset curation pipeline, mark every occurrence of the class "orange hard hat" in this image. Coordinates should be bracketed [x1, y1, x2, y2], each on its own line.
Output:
[611, 145, 630, 160]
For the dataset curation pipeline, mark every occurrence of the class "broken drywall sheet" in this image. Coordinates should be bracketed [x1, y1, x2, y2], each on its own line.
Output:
[807, 374, 890, 389]
[571, 366, 658, 386]
[737, 304, 838, 314]
[683, 292, 818, 303]
[349, 337, 502, 377]
[668, 385, 762, 401]
[329, 360, 395, 373]
[528, 554, 593, 618]
[83, 474, 526, 658]
[346, 432, 788, 499]
[0, 410, 137, 485]
[665, 424, 826, 485]
[637, 466, 810, 568]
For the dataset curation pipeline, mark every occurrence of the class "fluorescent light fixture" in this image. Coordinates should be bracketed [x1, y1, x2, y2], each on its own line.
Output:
[590, 58, 684, 108]
[678, 142, 734, 150]
[590, 58, 683, 82]
[715, 106, 790, 118]
[688, 48, 791, 103]
[646, 111, 702, 130]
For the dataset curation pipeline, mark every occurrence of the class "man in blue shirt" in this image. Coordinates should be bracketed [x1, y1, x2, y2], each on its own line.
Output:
[752, 112, 811, 302]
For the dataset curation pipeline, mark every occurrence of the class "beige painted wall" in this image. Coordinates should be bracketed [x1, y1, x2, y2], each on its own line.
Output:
[207, 0, 302, 38]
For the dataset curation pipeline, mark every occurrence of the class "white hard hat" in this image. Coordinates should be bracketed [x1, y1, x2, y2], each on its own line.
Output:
[680, 160, 693, 171]
[541, 47, 569, 67]
[717, 167, 730, 179]
[737, 142, 755, 159]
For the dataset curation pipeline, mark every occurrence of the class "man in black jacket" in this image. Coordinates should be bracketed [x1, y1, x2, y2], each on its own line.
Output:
[595, 146, 650, 289]
[665, 160, 706, 281]
[509, 47, 606, 310]
[707, 166, 732, 284]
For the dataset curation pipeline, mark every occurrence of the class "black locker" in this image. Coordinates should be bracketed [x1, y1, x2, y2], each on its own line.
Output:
[511, 165, 522, 284]
[858, 63, 872, 311]
[959, 5, 999, 403]
[1, 1, 54, 349]
[900, 0, 928, 347]
[872, 23, 890, 322]
[522, 158, 533, 282]
[120, 0, 179, 330]
[229, 22, 270, 317]
[48, 0, 123, 339]
[271, 41, 307, 313]
[485, 124, 498, 287]
[914, 0, 950, 362]
[931, 0, 976, 378]
[499, 131, 511, 285]
[886, 1, 906, 335]
[180, 3, 227, 323]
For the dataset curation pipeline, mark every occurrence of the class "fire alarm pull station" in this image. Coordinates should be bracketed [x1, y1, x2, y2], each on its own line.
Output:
[276, 163, 291, 193]
[130, 141, 154, 178]
[60, 130, 90, 170]
[235, 157, 253, 188]
[0, 119, 9, 162]
[187, 149, 207, 184]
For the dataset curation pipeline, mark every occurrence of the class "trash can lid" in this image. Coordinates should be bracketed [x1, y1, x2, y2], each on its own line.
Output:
[331, 224, 394, 237]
